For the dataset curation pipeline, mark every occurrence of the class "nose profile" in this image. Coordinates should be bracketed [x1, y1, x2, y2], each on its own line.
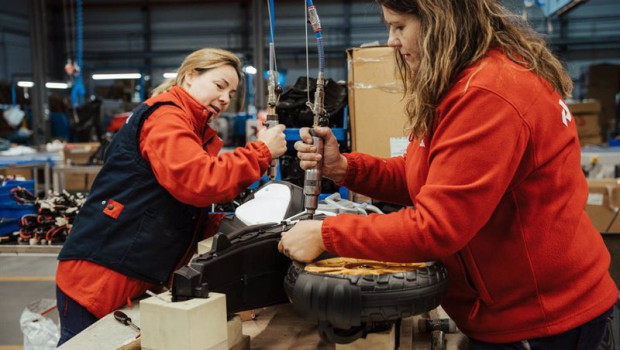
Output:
[387, 30, 399, 47]
[219, 93, 230, 105]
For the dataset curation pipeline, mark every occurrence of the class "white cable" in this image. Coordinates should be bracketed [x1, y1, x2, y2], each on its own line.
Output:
[360, 203, 384, 214]
[324, 196, 367, 216]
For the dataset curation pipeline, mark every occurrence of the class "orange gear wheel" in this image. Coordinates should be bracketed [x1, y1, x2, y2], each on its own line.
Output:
[304, 257, 427, 275]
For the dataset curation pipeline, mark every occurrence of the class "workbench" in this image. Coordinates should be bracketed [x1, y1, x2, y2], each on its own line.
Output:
[52, 164, 102, 192]
[56, 302, 469, 350]
[0, 153, 56, 194]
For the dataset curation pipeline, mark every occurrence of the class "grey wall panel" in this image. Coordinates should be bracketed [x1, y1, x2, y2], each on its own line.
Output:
[0, 10, 31, 81]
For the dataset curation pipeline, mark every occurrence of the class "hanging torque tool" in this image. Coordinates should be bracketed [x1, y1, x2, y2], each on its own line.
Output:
[266, 0, 282, 180]
[303, 0, 328, 219]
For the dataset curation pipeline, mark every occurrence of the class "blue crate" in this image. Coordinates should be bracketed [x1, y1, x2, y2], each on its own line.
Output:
[2, 179, 35, 189]
[0, 218, 19, 236]
[0, 204, 37, 219]
[0, 180, 36, 206]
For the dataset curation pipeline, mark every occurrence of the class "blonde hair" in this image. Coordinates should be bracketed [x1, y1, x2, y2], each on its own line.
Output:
[151, 48, 244, 101]
[376, 0, 573, 139]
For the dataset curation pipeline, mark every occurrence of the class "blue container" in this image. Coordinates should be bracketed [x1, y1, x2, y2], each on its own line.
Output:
[0, 181, 36, 207]
[3, 179, 35, 189]
[0, 218, 20, 236]
[0, 203, 37, 219]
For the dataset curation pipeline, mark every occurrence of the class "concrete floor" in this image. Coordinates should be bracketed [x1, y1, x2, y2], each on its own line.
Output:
[0, 252, 59, 349]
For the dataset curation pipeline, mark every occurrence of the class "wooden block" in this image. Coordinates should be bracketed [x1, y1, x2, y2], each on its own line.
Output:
[336, 324, 395, 350]
[236, 309, 257, 321]
[140, 291, 228, 350]
[230, 335, 250, 350]
[57, 306, 141, 350]
[197, 237, 214, 255]
[227, 315, 242, 349]
[117, 340, 141, 350]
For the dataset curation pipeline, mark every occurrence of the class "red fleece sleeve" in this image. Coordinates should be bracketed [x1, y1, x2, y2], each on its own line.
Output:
[337, 152, 412, 206]
[322, 88, 529, 262]
[140, 106, 271, 206]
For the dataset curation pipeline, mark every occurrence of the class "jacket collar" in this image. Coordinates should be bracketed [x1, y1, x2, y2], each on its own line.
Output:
[168, 85, 213, 134]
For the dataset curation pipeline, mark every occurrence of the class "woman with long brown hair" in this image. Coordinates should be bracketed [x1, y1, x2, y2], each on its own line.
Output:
[280, 1, 617, 348]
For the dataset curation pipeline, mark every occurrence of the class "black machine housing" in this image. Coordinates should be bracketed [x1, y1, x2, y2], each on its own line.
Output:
[171, 181, 304, 312]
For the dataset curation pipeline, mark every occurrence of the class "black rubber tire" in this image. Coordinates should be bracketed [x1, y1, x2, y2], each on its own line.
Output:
[284, 260, 449, 343]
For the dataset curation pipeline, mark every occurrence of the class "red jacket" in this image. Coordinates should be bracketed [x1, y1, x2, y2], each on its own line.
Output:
[57, 86, 271, 318]
[322, 50, 617, 342]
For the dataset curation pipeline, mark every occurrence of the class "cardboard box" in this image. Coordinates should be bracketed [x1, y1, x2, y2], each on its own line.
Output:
[62, 142, 101, 191]
[586, 179, 620, 233]
[567, 100, 602, 146]
[0, 168, 32, 180]
[347, 46, 408, 158]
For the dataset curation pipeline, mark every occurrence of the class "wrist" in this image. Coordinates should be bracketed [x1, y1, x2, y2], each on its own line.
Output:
[328, 155, 348, 183]
[314, 221, 326, 251]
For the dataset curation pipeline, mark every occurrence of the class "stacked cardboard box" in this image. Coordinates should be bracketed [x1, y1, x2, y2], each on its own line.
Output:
[586, 178, 620, 233]
[567, 100, 602, 146]
[62, 142, 101, 192]
[346, 46, 409, 202]
[347, 46, 409, 159]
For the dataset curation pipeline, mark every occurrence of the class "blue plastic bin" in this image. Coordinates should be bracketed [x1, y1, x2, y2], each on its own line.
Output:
[0, 218, 20, 237]
[0, 180, 36, 207]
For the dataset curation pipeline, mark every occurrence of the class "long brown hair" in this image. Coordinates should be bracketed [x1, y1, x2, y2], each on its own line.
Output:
[376, 0, 573, 139]
[151, 48, 244, 101]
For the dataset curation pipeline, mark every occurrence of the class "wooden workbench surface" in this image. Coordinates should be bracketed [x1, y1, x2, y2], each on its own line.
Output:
[245, 303, 470, 350]
[56, 301, 469, 350]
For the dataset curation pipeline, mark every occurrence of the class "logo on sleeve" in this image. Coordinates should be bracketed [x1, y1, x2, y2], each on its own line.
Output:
[559, 99, 572, 127]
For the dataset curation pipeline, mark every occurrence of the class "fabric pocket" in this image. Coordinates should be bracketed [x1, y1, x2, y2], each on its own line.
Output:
[103, 199, 124, 219]
[458, 246, 494, 307]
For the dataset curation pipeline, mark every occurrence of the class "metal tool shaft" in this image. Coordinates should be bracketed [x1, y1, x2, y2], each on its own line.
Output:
[304, 131, 323, 219]
[265, 113, 279, 180]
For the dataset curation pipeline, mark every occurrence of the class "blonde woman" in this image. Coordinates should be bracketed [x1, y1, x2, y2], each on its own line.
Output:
[280, 1, 617, 348]
[56, 48, 287, 345]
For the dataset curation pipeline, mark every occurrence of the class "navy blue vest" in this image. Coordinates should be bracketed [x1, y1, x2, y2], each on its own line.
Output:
[59, 102, 201, 285]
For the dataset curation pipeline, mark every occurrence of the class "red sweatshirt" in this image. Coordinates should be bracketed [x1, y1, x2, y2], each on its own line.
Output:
[57, 86, 271, 318]
[322, 50, 617, 342]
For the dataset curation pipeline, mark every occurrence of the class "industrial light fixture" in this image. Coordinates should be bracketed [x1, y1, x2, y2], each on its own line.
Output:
[16, 81, 69, 89]
[46, 82, 69, 89]
[92, 73, 142, 80]
[163, 72, 177, 79]
[243, 66, 257, 75]
[17, 81, 34, 88]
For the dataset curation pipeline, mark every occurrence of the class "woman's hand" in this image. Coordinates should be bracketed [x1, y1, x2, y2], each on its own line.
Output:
[257, 124, 287, 159]
[278, 220, 325, 263]
[294, 126, 347, 182]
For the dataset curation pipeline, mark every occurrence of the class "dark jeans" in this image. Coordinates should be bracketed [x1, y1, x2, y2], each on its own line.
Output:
[470, 305, 615, 350]
[56, 284, 98, 346]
